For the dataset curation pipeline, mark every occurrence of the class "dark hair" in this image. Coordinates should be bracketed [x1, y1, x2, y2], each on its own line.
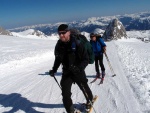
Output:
[58, 24, 69, 31]
[90, 33, 95, 37]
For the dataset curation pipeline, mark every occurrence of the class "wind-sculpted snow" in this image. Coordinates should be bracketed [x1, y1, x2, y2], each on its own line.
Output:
[115, 38, 150, 112]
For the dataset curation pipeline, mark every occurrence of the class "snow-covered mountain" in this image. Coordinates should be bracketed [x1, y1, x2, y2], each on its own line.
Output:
[0, 27, 12, 36]
[12, 29, 47, 38]
[0, 31, 150, 112]
[8, 11, 150, 35]
[127, 30, 150, 38]
[103, 19, 127, 40]
[11, 29, 58, 40]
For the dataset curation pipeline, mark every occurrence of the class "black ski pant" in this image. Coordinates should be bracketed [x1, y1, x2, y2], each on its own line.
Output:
[95, 55, 105, 77]
[60, 71, 93, 113]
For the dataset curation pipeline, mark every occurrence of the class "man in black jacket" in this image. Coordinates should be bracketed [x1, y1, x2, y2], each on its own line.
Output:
[49, 24, 93, 113]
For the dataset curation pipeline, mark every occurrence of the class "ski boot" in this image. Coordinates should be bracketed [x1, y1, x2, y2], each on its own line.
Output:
[100, 71, 105, 84]
[100, 78, 104, 84]
[96, 72, 101, 78]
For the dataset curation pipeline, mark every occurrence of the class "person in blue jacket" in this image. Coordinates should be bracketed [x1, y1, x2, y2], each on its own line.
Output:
[90, 33, 106, 84]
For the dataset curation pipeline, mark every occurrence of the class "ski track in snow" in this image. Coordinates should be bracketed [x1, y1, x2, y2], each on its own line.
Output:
[115, 39, 150, 112]
[0, 36, 149, 113]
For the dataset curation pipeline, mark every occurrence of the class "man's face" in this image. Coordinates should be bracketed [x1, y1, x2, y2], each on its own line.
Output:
[58, 30, 70, 42]
[90, 35, 96, 41]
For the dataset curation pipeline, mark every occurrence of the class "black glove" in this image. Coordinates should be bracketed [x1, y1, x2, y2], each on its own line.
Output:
[49, 70, 55, 77]
[69, 65, 80, 74]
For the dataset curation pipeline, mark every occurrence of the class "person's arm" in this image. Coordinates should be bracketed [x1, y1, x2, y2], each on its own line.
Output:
[49, 56, 61, 77]
[99, 38, 106, 47]
[49, 41, 61, 76]
[99, 38, 106, 53]
[52, 57, 61, 73]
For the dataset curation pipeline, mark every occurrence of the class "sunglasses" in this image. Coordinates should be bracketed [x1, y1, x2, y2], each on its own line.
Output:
[58, 31, 68, 35]
[90, 35, 95, 38]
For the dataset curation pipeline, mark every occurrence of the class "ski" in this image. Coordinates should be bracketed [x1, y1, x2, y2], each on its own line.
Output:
[87, 95, 98, 113]
[90, 77, 99, 83]
[90, 73, 101, 83]
[75, 95, 98, 113]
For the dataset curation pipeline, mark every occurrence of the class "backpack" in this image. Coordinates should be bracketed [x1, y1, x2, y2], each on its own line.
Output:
[96, 36, 105, 53]
[70, 28, 95, 64]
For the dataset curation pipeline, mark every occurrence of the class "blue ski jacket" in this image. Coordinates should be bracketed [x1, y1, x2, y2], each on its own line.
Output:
[90, 38, 106, 56]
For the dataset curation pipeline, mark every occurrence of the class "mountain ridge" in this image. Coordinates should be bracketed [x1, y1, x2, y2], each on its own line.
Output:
[8, 11, 150, 35]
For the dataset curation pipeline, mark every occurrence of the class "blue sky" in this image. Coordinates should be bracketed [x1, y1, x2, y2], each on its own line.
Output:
[0, 0, 150, 29]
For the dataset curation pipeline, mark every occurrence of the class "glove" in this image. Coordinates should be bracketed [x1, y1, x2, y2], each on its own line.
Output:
[103, 46, 106, 53]
[49, 70, 55, 77]
[69, 65, 80, 74]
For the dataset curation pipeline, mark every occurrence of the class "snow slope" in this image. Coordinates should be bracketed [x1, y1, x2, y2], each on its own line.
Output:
[115, 38, 150, 112]
[0, 35, 149, 113]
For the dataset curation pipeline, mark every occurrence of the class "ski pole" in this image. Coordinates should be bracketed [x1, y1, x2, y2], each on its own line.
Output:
[104, 53, 116, 77]
[53, 76, 62, 90]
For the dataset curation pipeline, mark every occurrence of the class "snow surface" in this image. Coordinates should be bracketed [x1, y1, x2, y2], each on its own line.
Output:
[0, 34, 149, 113]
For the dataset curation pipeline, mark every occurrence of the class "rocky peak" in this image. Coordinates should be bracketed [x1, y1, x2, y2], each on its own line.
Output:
[103, 18, 127, 41]
[0, 27, 12, 36]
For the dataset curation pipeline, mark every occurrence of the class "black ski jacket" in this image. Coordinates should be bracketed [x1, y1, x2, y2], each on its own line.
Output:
[52, 36, 89, 73]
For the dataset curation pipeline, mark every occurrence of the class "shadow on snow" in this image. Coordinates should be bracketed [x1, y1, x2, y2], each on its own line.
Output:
[38, 72, 62, 76]
[0, 93, 64, 113]
[38, 72, 96, 78]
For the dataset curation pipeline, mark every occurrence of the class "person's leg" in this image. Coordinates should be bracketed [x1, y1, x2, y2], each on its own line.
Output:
[75, 71, 93, 104]
[77, 81, 93, 110]
[60, 75, 74, 113]
[99, 54, 105, 78]
[99, 55, 105, 83]
[95, 56, 100, 76]
[79, 82, 93, 103]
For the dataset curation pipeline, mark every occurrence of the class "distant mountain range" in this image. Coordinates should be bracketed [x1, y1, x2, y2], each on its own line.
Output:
[8, 11, 150, 35]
